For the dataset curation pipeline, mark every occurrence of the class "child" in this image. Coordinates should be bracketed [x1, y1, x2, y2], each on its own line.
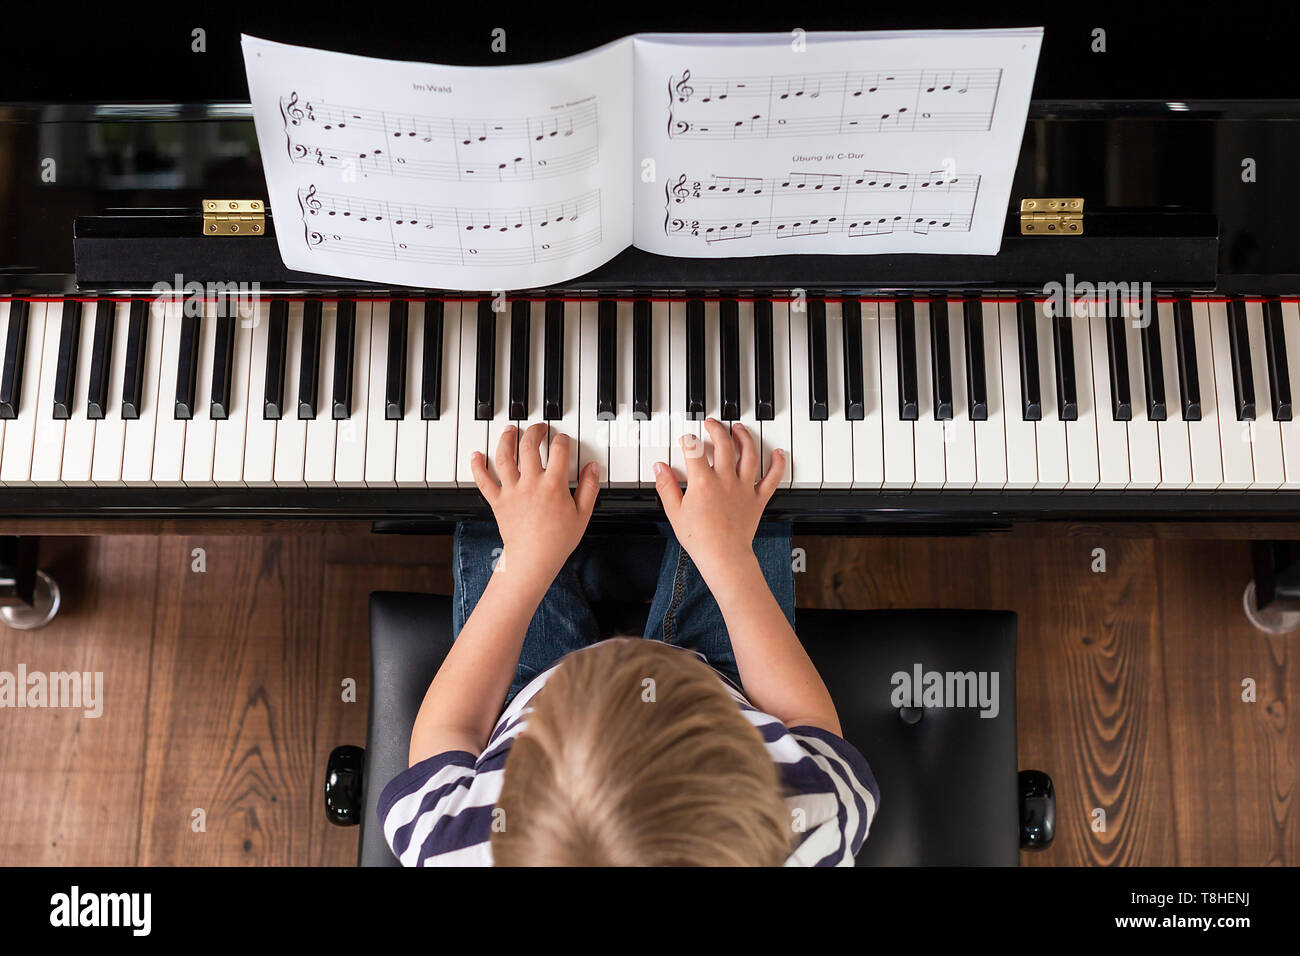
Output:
[378, 420, 878, 865]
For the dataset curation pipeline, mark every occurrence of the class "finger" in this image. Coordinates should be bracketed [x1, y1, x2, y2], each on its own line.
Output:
[704, 418, 736, 472]
[517, 422, 547, 476]
[494, 426, 520, 486]
[653, 461, 683, 517]
[732, 422, 760, 483]
[470, 451, 501, 503]
[546, 431, 572, 480]
[756, 448, 786, 501]
[680, 432, 710, 482]
[573, 461, 601, 519]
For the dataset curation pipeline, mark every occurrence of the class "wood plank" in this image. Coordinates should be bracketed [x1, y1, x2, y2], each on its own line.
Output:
[138, 536, 324, 864]
[1158, 539, 1300, 864]
[0, 536, 157, 865]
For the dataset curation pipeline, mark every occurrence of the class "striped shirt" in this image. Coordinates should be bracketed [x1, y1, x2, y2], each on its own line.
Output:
[378, 643, 879, 866]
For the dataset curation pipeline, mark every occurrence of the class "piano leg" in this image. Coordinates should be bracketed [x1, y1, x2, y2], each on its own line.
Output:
[0, 536, 61, 630]
[1244, 541, 1300, 634]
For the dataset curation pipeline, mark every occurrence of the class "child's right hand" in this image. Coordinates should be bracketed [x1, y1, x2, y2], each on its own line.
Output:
[653, 419, 785, 584]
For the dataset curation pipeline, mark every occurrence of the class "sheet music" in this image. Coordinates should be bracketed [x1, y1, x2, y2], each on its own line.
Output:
[632, 30, 1042, 257]
[242, 35, 633, 290]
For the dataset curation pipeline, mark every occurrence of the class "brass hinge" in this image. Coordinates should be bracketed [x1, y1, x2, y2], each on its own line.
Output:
[202, 199, 265, 236]
[1019, 198, 1084, 236]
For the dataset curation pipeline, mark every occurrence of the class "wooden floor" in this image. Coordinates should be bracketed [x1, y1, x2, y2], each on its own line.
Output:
[0, 531, 1295, 865]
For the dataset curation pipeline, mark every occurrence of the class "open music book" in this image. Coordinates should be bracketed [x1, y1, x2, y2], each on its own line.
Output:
[242, 29, 1042, 291]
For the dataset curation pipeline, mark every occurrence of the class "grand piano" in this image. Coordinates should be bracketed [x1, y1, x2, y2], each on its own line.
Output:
[4, 8, 1300, 536]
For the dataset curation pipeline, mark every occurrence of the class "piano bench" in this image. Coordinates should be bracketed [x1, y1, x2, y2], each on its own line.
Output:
[327, 594, 1054, 866]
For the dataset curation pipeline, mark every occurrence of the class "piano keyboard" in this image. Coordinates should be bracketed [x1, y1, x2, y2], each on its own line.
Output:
[1, 294, 1297, 493]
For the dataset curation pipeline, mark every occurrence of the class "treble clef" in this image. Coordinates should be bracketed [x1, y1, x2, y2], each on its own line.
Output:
[302, 184, 322, 214]
[284, 91, 304, 126]
[670, 173, 692, 204]
[673, 70, 694, 103]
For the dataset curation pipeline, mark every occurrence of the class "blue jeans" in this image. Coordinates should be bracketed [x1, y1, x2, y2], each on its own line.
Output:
[452, 522, 795, 708]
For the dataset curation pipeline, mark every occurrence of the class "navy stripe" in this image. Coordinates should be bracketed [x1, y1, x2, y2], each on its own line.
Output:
[376, 751, 476, 824]
[415, 803, 497, 863]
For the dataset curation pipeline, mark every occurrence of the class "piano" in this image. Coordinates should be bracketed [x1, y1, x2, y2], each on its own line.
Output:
[6, 14, 1300, 533]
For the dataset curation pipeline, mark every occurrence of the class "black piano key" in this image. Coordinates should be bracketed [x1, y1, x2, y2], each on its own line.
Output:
[807, 299, 829, 421]
[507, 300, 529, 421]
[542, 299, 563, 421]
[896, 299, 919, 421]
[121, 299, 148, 420]
[1227, 298, 1254, 421]
[52, 299, 82, 420]
[1104, 309, 1131, 422]
[174, 310, 201, 420]
[963, 298, 987, 422]
[474, 300, 495, 421]
[1053, 314, 1078, 422]
[596, 299, 617, 419]
[420, 300, 444, 421]
[686, 299, 705, 419]
[720, 298, 741, 420]
[1016, 298, 1041, 421]
[86, 300, 115, 420]
[929, 300, 953, 421]
[0, 300, 31, 420]
[1264, 299, 1292, 422]
[332, 299, 357, 420]
[1138, 310, 1167, 421]
[210, 303, 236, 421]
[842, 299, 865, 421]
[754, 297, 775, 421]
[633, 299, 652, 420]
[298, 300, 323, 420]
[386, 300, 409, 421]
[1173, 300, 1201, 421]
[264, 299, 289, 420]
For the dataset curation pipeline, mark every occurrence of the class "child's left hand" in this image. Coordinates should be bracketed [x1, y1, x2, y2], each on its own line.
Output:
[471, 423, 600, 586]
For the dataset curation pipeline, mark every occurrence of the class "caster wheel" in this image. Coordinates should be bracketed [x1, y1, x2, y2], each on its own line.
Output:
[0, 569, 61, 631]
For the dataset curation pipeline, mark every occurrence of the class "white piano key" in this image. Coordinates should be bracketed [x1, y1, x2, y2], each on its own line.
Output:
[558, 299, 580, 485]
[243, 299, 277, 487]
[525, 301, 549, 471]
[788, 301, 822, 489]
[913, 302, 946, 489]
[1062, 309, 1099, 489]
[425, 301, 461, 487]
[609, 300, 639, 487]
[62, 299, 103, 486]
[1208, 301, 1254, 489]
[91, 302, 130, 485]
[304, 302, 339, 485]
[30, 304, 67, 484]
[998, 302, 1037, 489]
[972, 300, 1007, 489]
[704, 300, 721, 425]
[334, 301, 372, 488]
[880, 300, 916, 489]
[1088, 311, 1130, 489]
[851, 300, 884, 489]
[1187, 300, 1224, 489]
[457, 305, 488, 488]
[642, 300, 672, 484]
[1154, 301, 1192, 489]
[577, 299, 607, 484]
[1, 302, 47, 484]
[0, 301, 8, 476]
[943, 301, 976, 489]
[365, 301, 398, 486]
[274, 301, 309, 486]
[485, 305, 513, 483]
[122, 298, 166, 485]
[1123, 309, 1162, 489]
[212, 302, 253, 485]
[150, 303, 187, 489]
[1243, 300, 1285, 489]
[669, 301, 689, 483]
[734, 299, 761, 482]
[821, 301, 854, 489]
[1033, 302, 1069, 490]
[766, 300, 793, 488]
[1279, 302, 1300, 488]
[180, 302, 218, 485]
[395, 302, 428, 486]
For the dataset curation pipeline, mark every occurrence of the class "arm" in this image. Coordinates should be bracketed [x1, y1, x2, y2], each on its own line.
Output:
[408, 423, 600, 765]
[653, 419, 841, 735]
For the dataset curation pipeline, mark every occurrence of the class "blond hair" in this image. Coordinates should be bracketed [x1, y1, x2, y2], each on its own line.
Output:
[492, 638, 790, 866]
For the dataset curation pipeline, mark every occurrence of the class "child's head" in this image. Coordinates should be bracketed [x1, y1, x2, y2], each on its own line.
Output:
[492, 638, 790, 866]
